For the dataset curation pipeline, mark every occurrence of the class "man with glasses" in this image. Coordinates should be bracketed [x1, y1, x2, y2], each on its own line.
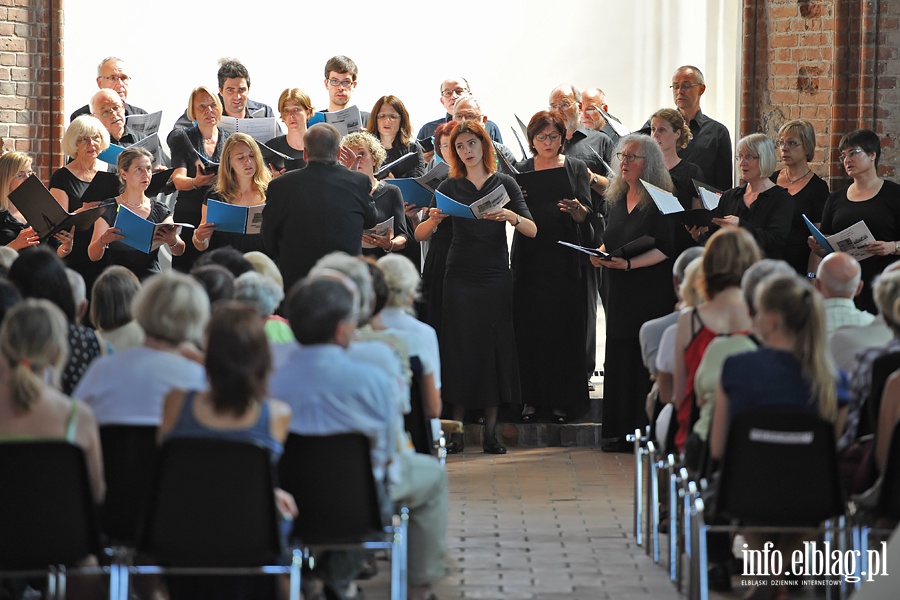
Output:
[70, 57, 147, 122]
[90, 89, 144, 147]
[451, 95, 517, 175]
[322, 55, 370, 127]
[549, 84, 612, 388]
[172, 58, 274, 130]
[670, 65, 733, 191]
[416, 77, 504, 162]
[580, 87, 619, 153]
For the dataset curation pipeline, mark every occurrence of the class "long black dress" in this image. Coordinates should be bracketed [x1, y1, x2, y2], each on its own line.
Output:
[438, 173, 532, 410]
[601, 197, 677, 440]
[820, 180, 900, 313]
[512, 157, 592, 414]
[770, 170, 829, 276]
[668, 159, 706, 254]
[361, 183, 409, 259]
[49, 168, 105, 295]
[168, 126, 229, 272]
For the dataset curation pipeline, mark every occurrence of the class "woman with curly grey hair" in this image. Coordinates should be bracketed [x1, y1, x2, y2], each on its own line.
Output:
[589, 133, 678, 451]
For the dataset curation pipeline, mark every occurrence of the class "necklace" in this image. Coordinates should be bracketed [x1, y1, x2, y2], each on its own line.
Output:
[119, 196, 145, 210]
[786, 169, 812, 184]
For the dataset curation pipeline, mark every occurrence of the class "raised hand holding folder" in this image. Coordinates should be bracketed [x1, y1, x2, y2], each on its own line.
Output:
[435, 185, 509, 220]
[10, 175, 113, 242]
[113, 206, 193, 253]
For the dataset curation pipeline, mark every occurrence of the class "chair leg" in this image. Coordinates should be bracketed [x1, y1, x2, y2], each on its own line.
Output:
[391, 507, 409, 600]
[57, 566, 66, 600]
[289, 548, 303, 600]
[668, 455, 680, 583]
[631, 429, 644, 546]
[46, 567, 57, 600]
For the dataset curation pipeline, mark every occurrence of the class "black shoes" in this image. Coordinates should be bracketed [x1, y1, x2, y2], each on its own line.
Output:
[600, 438, 633, 453]
[483, 440, 507, 454]
[446, 433, 464, 454]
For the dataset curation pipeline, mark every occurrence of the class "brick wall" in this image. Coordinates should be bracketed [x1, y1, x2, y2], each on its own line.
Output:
[0, 0, 63, 180]
[742, 0, 900, 187]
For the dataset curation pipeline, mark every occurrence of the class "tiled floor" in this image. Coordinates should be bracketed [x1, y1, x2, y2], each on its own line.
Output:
[362, 447, 685, 600]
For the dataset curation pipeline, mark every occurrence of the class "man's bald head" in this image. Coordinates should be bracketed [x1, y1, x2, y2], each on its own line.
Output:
[816, 252, 863, 298]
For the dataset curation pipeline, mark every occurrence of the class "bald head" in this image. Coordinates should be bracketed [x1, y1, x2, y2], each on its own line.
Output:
[581, 87, 609, 131]
[816, 252, 863, 298]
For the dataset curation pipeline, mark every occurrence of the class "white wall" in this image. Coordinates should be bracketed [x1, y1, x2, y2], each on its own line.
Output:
[64, 0, 740, 167]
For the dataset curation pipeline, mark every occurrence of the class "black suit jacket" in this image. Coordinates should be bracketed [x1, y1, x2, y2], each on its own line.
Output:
[262, 161, 377, 291]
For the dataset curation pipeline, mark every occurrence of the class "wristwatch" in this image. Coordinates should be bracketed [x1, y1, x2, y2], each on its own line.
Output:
[591, 174, 599, 186]
[894, 241, 899, 255]
[514, 214, 522, 227]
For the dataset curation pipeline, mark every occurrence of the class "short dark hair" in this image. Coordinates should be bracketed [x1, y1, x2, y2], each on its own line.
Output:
[304, 123, 341, 163]
[324, 55, 358, 80]
[217, 58, 250, 89]
[839, 129, 881, 166]
[526, 110, 566, 156]
[8, 247, 76, 322]
[205, 301, 271, 417]
[286, 277, 356, 345]
[194, 247, 254, 278]
[90, 266, 141, 331]
[190, 264, 235, 305]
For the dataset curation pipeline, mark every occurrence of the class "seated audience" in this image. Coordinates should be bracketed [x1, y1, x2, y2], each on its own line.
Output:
[243, 250, 284, 289]
[233, 270, 293, 345]
[194, 246, 254, 278]
[190, 264, 235, 305]
[73, 272, 209, 426]
[0, 299, 105, 503]
[89, 266, 144, 353]
[815, 252, 875, 334]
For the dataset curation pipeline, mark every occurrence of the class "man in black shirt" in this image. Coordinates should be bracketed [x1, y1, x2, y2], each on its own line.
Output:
[671, 65, 733, 191]
[70, 57, 147, 122]
[417, 76, 504, 161]
[452, 96, 518, 175]
[262, 123, 377, 293]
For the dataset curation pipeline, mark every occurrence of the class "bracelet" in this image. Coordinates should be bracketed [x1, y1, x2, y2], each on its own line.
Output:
[625, 259, 631, 271]
[387, 241, 395, 253]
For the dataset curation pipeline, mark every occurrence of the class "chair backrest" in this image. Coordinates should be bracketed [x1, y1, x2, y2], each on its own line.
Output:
[715, 411, 844, 526]
[277, 433, 386, 544]
[137, 437, 281, 567]
[878, 420, 900, 520]
[0, 440, 101, 569]
[865, 352, 900, 438]
[99, 425, 159, 543]
[404, 358, 433, 455]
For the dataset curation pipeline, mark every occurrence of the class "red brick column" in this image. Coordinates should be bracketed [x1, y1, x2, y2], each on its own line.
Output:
[0, 0, 64, 180]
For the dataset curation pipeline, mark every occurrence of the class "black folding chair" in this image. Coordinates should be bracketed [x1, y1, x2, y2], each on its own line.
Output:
[98, 425, 158, 544]
[124, 438, 301, 600]
[0, 440, 117, 599]
[277, 433, 408, 600]
[691, 412, 845, 600]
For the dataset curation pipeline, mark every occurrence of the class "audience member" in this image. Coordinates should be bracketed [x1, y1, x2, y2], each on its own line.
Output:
[233, 270, 293, 345]
[190, 264, 235, 305]
[815, 252, 875, 334]
[262, 123, 377, 292]
[89, 266, 144, 353]
[70, 56, 147, 122]
[243, 250, 284, 289]
[0, 276, 21, 322]
[193, 246, 254, 278]
[74, 272, 208, 426]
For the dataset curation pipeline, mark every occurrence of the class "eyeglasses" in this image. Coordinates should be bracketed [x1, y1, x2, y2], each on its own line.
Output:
[535, 133, 561, 142]
[777, 139, 802, 149]
[327, 78, 354, 88]
[735, 154, 759, 162]
[13, 170, 33, 180]
[282, 107, 306, 116]
[616, 152, 645, 163]
[377, 113, 400, 121]
[583, 106, 600, 114]
[97, 104, 123, 119]
[454, 111, 481, 121]
[440, 88, 468, 98]
[76, 135, 102, 146]
[549, 101, 574, 111]
[670, 83, 702, 92]
[839, 148, 867, 162]
[100, 74, 131, 84]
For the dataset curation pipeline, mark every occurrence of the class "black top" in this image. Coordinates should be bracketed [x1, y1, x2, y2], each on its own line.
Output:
[202, 192, 267, 256]
[677, 109, 733, 192]
[820, 179, 900, 313]
[109, 125, 146, 147]
[770, 170, 830, 275]
[438, 173, 532, 276]
[70, 102, 147, 122]
[262, 161, 377, 291]
[563, 126, 612, 245]
[99, 199, 171, 280]
[383, 142, 427, 179]
[49, 167, 94, 270]
[263, 135, 307, 169]
[361, 183, 410, 258]
[708, 184, 793, 259]
[168, 126, 229, 224]
[171, 98, 275, 131]
[0, 209, 26, 246]
[669, 160, 706, 210]
[417, 115, 504, 145]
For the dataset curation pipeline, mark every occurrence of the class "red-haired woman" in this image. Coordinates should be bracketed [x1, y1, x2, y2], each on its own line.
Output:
[429, 121, 536, 454]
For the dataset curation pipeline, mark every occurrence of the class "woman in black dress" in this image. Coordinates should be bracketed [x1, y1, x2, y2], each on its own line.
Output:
[414, 121, 455, 339]
[88, 147, 186, 280]
[772, 119, 830, 276]
[513, 111, 592, 424]
[0, 152, 73, 257]
[366, 95, 426, 179]
[589, 134, 677, 452]
[168, 86, 229, 273]
[49, 116, 112, 292]
[340, 131, 410, 258]
[811, 129, 900, 313]
[192, 133, 270, 256]
[430, 120, 536, 454]
[264, 87, 312, 175]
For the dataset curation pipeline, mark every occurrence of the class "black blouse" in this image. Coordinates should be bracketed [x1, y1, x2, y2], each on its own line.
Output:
[708, 184, 793, 259]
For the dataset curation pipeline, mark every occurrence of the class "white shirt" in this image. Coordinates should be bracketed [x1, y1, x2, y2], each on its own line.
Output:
[380, 307, 441, 388]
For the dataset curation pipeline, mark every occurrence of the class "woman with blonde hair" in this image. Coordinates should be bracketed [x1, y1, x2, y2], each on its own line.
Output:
[192, 133, 270, 255]
[0, 299, 105, 503]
